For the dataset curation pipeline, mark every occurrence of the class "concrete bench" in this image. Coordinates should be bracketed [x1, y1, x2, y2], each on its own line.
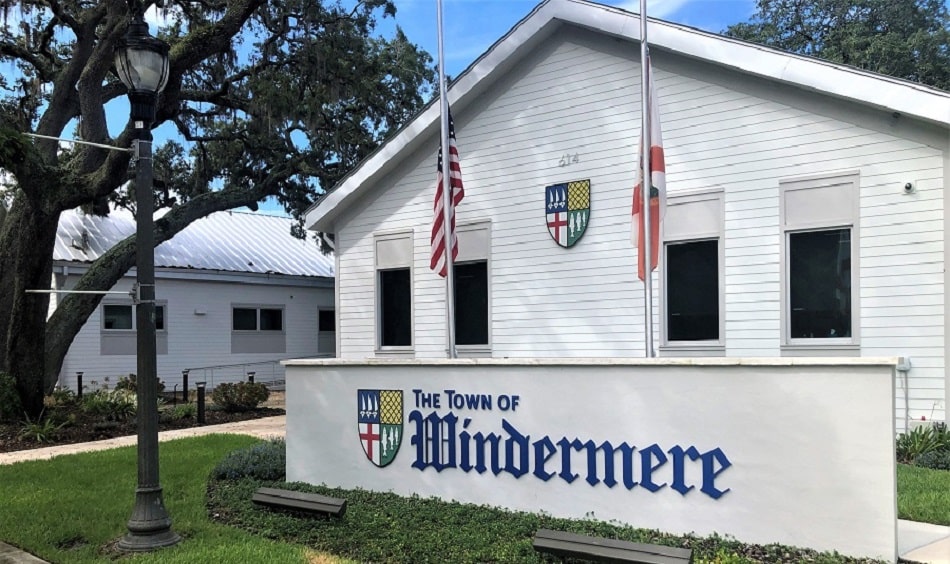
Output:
[251, 487, 347, 518]
[532, 529, 693, 563]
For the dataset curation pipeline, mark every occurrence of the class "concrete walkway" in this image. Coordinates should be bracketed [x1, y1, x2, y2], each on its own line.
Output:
[1, 415, 948, 563]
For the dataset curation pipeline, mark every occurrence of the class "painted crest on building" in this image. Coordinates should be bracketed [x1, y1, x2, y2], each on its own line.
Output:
[545, 179, 590, 248]
[357, 389, 403, 467]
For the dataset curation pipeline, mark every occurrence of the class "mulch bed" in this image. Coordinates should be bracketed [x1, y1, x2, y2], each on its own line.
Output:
[0, 405, 284, 454]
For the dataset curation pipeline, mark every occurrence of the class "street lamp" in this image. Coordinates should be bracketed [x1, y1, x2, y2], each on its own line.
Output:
[114, 10, 179, 552]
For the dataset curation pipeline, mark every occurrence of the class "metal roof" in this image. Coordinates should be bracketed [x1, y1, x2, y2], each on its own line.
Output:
[305, 0, 950, 233]
[56, 208, 334, 278]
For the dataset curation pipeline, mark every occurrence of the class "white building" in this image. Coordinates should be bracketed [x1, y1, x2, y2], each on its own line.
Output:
[305, 0, 949, 429]
[53, 208, 335, 391]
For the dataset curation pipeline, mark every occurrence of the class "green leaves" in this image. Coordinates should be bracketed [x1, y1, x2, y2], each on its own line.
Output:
[724, 0, 950, 90]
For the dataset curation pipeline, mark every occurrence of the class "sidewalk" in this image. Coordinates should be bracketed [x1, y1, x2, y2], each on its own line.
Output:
[0, 415, 286, 466]
[1, 415, 947, 563]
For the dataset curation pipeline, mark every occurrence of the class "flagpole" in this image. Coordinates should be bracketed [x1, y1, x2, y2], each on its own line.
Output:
[437, 0, 458, 359]
[640, 0, 655, 358]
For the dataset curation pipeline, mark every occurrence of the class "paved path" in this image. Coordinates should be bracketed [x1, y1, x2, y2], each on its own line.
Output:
[1, 416, 947, 563]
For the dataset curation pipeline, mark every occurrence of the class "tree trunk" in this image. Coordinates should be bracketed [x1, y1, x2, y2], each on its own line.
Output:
[0, 199, 59, 418]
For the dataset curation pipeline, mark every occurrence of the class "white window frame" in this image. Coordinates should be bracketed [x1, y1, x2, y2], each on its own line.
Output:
[454, 221, 492, 357]
[780, 171, 860, 355]
[660, 189, 725, 356]
[375, 230, 414, 355]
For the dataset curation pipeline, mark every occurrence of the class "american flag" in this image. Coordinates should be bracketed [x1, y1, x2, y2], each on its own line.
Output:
[429, 110, 465, 277]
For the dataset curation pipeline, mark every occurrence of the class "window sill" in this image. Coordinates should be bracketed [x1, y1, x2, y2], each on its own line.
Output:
[456, 345, 491, 358]
[659, 342, 725, 357]
[375, 348, 415, 358]
[781, 342, 860, 357]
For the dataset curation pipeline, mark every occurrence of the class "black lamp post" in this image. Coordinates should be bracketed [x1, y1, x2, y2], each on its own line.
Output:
[114, 11, 179, 552]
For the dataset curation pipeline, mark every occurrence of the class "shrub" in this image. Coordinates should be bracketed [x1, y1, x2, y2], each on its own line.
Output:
[46, 386, 76, 408]
[914, 450, 950, 471]
[171, 403, 197, 420]
[114, 373, 166, 394]
[80, 389, 137, 421]
[19, 413, 66, 443]
[211, 439, 286, 481]
[211, 381, 269, 412]
[896, 424, 945, 463]
[0, 372, 22, 422]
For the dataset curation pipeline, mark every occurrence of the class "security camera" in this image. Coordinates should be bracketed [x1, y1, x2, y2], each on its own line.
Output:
[903, 182, 915, 194]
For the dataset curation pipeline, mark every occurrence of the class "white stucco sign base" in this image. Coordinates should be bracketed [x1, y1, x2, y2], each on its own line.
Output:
[284, 358, 897, 561]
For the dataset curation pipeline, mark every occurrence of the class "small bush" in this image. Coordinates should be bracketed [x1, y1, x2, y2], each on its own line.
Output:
[81, 389, 137, 421]
[19, 413, 65, 443]
[896, 424, 945, 463]
[0, 372, 22, 422]
[915, 450, 950, 471]
[211, 439, 286, 481]
[171, 403, 197, 420]
[211, 382, 269, 412]
[46, 386, 76, 408]
[114, 373, 166, 393]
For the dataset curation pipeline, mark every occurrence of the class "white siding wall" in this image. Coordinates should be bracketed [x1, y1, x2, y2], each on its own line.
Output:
[57, 273, 334, 392]
[334, 28, 946, 423]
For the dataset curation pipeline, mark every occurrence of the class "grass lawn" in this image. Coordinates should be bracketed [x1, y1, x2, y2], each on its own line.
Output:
[0, 434, 313, 563]
[0, 436, 946, 563]
[897, 463, 950, 526]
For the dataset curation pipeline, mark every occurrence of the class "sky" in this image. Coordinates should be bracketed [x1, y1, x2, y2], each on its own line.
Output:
[388, 0, 757, 78]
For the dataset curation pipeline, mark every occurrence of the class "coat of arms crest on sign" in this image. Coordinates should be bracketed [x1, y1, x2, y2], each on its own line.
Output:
[545, 179, 590, 248]
[357, 389, 403, 467]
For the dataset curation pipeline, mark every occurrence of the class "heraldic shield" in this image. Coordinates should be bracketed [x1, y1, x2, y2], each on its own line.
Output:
[545, 179, 590, 248]
[357, 389, 403, 467]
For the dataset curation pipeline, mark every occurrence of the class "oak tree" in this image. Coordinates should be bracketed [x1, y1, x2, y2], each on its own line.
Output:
[0, 0, 435, 417]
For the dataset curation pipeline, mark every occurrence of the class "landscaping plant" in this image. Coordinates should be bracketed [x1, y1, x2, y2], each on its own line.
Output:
[211, 382, 270, 412]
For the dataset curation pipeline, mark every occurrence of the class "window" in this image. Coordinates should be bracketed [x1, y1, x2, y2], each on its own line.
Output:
[103, 305, 133, 330]
[666, 240, 718, 341]
[100, 302, 167, 355]
[455, 261, 488, 345]
[454, 223, 491, 353]
[231, 305, 285, 353]
[232, 307, 283, 331]
[319, 310, 336, 332]
[380, 268, 411, 347]
[661, 190, 723, 353]
[781, 172, 859, 351]
[102, 304, 166, 331]
[375, 232, 413, 351]
[788, 229, 851, 339]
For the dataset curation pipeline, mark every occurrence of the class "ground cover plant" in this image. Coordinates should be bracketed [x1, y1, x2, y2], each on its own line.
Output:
[206, 440, 919, 564]
[0, 434, 314, 563]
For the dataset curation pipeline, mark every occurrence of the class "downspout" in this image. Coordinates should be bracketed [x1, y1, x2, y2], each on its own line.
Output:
[896, 356, 912, 432]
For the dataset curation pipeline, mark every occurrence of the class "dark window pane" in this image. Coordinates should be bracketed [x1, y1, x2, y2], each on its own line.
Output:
[666, 240, 719, 341]
[319, 310, 336, 332]
[154, 305, 165, 331]
[233, 308, 257, 331]
[260, 308, 283, 331]
[455, 261, 488, 345]
[380, 269, 411, 347]
[104, 305, 133, 330]
[789, 229, 851, 339]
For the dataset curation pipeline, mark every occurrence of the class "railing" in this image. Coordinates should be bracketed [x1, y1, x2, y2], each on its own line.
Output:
[183, 355, 334, 390]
